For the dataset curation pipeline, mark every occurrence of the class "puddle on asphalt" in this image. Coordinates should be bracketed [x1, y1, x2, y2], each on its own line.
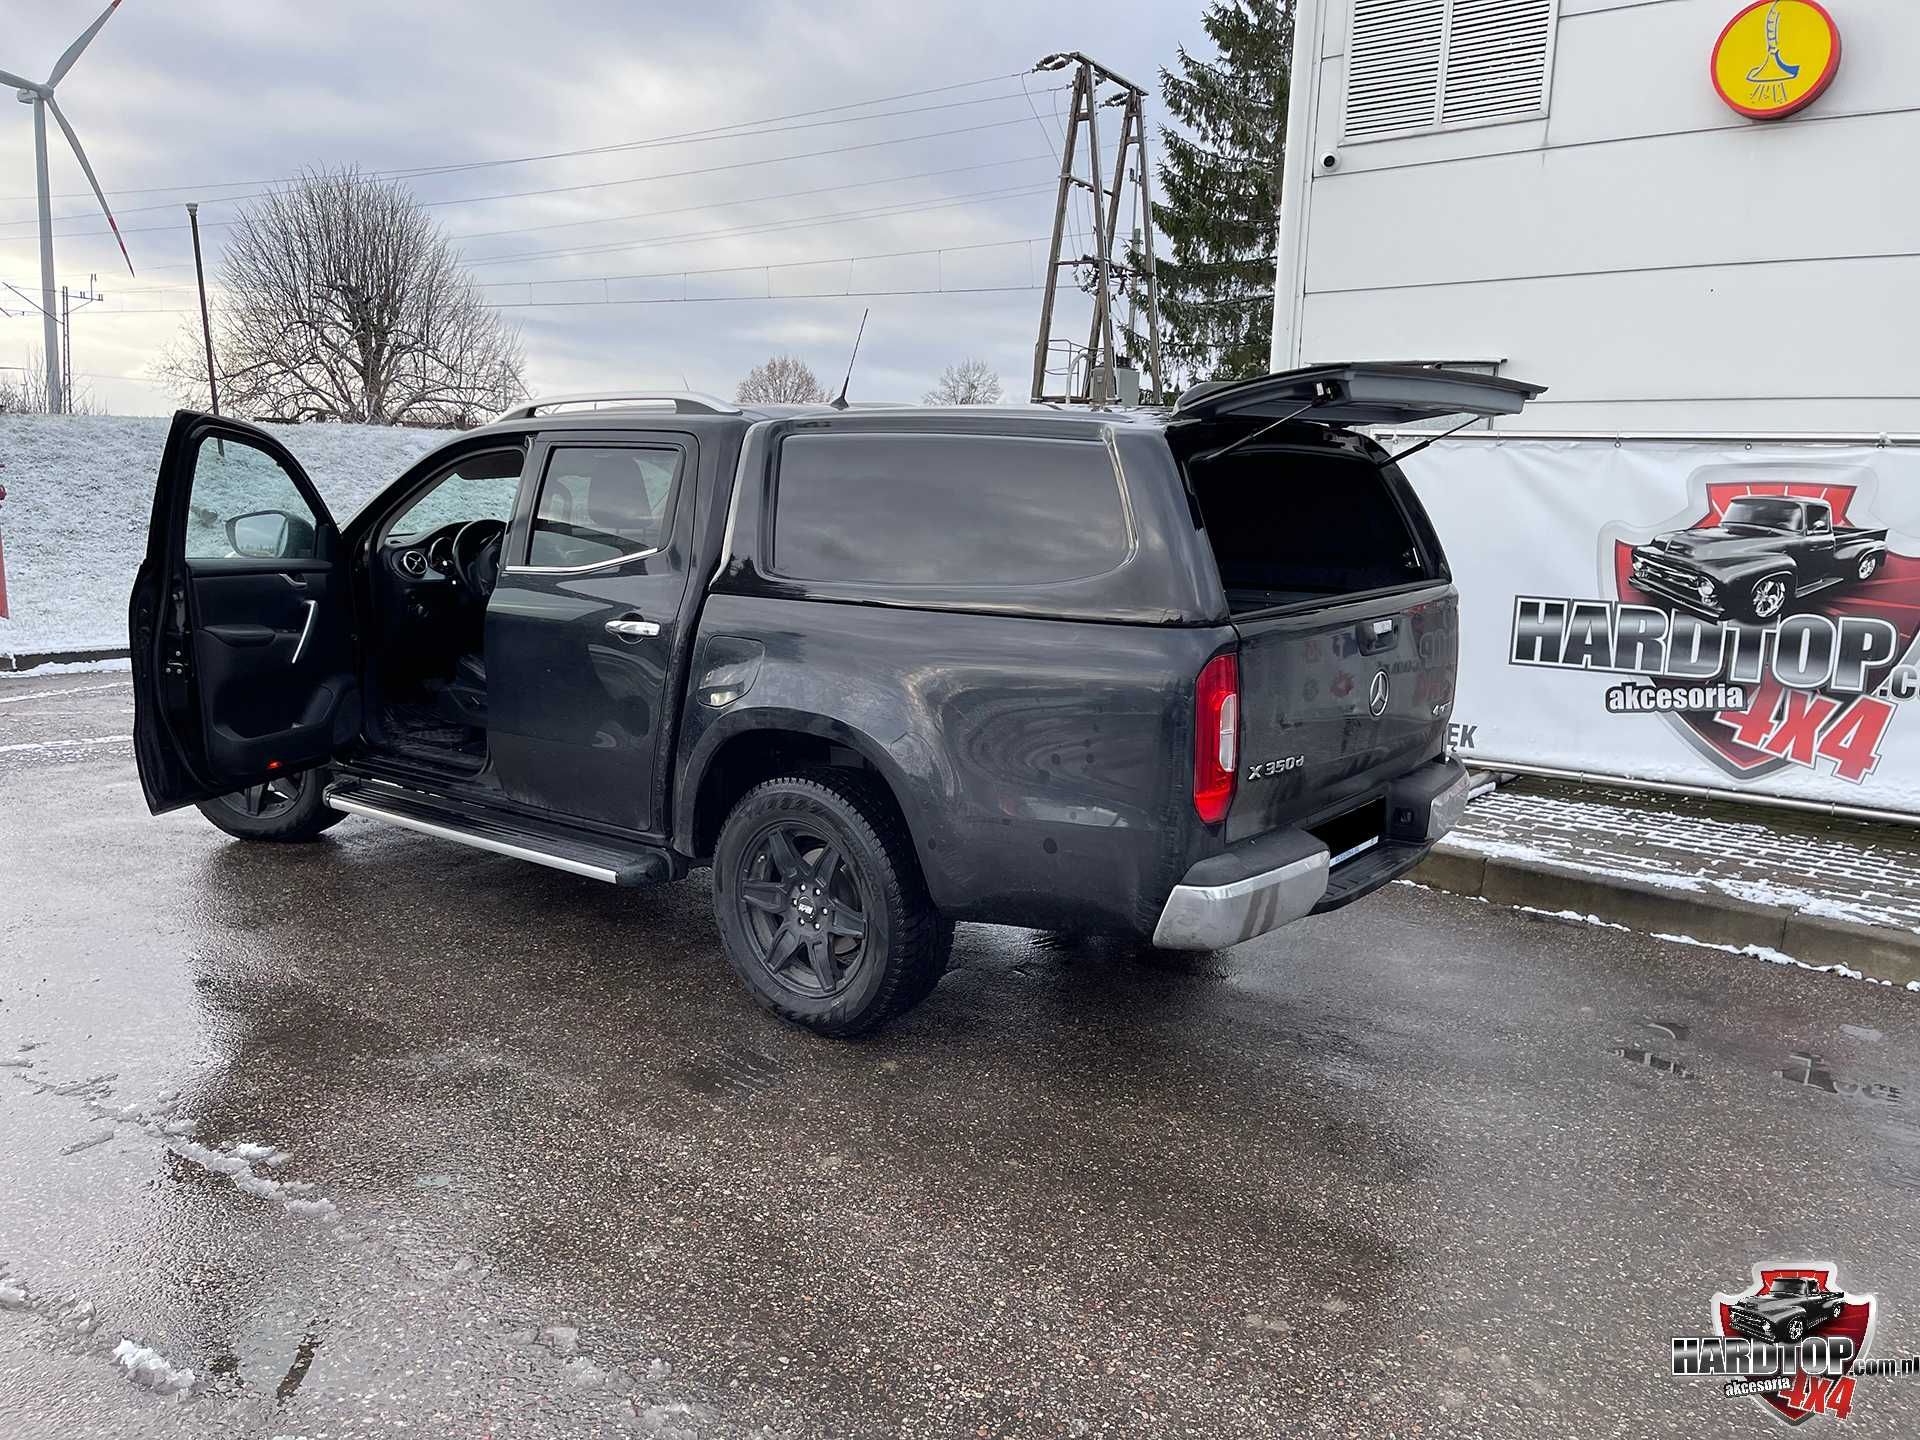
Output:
[1775, 1051, 1904, 1105]
[1611, 1045, 1696, 1079]
[678, 1046, 782, 1100]
[276, 1329, 321, 1403]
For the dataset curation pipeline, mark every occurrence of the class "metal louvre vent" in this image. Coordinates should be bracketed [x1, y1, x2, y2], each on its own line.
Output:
[1441, 0, 1554, 124]
[1344, 0, 1555, 140]
[1346, 0, 1446, 139]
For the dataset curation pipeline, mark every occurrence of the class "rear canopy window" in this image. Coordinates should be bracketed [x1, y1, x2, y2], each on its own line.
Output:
[771, 433, 1129, 587]
[1183, 443, 1433, 615]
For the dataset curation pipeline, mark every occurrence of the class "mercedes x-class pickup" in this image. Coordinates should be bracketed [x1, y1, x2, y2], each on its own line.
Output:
[129, 364, 1541, 1036]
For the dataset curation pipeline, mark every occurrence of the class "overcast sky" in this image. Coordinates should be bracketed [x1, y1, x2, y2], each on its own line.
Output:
[0, 0, 1209, 416]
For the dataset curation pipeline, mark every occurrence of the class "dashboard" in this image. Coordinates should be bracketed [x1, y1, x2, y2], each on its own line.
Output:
[384, 522, 463, 585]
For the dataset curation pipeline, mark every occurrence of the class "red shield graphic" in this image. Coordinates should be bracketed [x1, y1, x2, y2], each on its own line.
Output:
[1610, 481, 1920, 781]
[1712, 1263, 1877, 1425]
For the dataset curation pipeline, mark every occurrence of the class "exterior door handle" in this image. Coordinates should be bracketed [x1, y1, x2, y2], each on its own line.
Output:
[605, 617, 660, 640]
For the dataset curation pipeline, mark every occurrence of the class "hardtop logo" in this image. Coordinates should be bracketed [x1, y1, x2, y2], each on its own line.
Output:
[1508, 475, 1920, 787]
[1671, 1261, 1920, 1425]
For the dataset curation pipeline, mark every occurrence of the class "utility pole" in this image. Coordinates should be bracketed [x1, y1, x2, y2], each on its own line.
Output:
[186, 203, 221, 416]
[1028, 52, 1166, 408]
[60, 285, 69, 413]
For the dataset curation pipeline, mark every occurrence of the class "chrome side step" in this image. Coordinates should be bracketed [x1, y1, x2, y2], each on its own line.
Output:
[324, 778, 676, 886]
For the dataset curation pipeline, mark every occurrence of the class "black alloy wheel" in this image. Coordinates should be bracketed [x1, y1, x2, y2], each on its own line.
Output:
[711, 770, 952, 1037]
[734, 819, 872, 999]
[213, 775, 307, 822]
[195, 766, 344, 842]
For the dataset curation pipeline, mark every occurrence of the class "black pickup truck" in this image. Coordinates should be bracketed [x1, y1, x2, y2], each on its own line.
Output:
[1630, 496, 1887, 622]
[1726, 1275, 1847, 1344]
[130, 364, 1540, 1035]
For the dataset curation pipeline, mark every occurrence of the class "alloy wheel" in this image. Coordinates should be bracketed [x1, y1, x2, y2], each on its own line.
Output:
[733, 820, 871, 999]
[214, 773, 306, 820]
[1751, 576, 1789, 619]
[1859, 554, 1879, 580]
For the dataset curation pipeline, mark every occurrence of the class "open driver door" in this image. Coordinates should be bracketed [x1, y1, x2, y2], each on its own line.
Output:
[129, 412, 358, 814]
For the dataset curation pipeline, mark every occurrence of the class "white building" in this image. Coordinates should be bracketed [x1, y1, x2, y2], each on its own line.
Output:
[1270, 0, 1914, 434]
[1267, 2, 1920, 821]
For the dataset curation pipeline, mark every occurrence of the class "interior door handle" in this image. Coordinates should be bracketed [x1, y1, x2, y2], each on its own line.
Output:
[605, 616, 660, 640]
[290, 599, 318, 665]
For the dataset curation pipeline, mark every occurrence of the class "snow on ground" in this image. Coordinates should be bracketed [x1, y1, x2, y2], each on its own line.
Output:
[0, 415, 446, 656]
[112, 1339, 197, 1396]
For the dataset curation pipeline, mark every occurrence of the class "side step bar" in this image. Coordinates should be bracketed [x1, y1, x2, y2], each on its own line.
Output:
[324, 778, 677, 886]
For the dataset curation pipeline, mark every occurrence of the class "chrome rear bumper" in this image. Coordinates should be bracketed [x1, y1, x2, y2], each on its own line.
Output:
[1152, 758, 1471, 951]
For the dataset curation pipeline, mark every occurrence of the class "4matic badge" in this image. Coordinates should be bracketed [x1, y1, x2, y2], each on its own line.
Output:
[1672, 1261, 1919, 1424]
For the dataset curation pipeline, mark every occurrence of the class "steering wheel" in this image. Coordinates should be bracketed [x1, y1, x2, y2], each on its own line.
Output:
[450, 519, 506, 601]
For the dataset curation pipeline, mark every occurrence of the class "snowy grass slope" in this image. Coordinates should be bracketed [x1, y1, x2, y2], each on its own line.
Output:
[0, 415, 445, 655]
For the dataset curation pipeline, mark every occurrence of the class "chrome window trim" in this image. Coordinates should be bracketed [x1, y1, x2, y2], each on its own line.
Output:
[502, 543, 663, 577]
[514, 440, 683, 575]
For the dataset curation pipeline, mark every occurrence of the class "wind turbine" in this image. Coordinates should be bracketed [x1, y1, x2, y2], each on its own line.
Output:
[1, 2, 135, 414]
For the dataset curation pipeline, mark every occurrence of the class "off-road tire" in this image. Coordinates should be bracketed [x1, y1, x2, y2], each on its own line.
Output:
[712, 769, 951, 1037]
[195, 768, 344, 842]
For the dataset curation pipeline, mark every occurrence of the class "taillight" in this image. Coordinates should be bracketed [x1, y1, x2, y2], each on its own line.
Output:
[1193, 651, 1239, 824]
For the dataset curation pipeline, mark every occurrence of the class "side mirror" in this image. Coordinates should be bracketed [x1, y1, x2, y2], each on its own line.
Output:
[227, 509, 316, 560]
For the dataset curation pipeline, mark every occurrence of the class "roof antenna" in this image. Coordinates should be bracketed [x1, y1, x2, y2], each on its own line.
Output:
[829, 308, 869, 411]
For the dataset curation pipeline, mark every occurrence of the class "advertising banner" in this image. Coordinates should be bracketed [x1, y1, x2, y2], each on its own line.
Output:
[1400, 438, 1920, 817]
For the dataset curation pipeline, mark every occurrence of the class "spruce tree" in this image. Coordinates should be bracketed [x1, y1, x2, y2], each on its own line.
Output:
[1145, 1, 1293, 387]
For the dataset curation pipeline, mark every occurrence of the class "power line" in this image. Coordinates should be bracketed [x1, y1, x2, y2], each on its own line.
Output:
[0, 87, 1061, 231]
[7, 116, 1050, 244]
[481, 284, 1045, 310]
[443, 154, 1051, 245]
[476, 236, 1047, 294]
[9, 233, 1048, 316]
[11, 183, 1056, 303]
[460, 182, 1054, 271]
[83, 155, 1056, 290]
[42, 283, 1047, 317]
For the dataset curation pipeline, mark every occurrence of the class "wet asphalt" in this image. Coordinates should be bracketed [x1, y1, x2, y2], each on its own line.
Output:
[2, 671, 1919, 1438]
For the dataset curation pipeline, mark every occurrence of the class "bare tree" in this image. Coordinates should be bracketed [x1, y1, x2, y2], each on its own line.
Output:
[922, 358, 1004, 406]
[153, 167, 525, 427]
[736, 355, 825, 404]
[0, 349, 98, 414]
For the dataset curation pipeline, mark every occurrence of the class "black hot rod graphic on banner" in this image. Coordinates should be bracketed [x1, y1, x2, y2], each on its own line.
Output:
[1397, 444, 1920, 815]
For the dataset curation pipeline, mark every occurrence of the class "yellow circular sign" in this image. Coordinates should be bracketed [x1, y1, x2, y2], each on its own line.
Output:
[1711, 1, 1842, 120]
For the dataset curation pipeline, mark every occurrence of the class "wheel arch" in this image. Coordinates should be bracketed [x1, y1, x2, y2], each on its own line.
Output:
[675, 709, 943, 880]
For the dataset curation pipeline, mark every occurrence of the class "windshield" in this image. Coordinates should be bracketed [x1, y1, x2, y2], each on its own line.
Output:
[1722, 498, 1806, 531]
[1766, 1278, 1815, 1297]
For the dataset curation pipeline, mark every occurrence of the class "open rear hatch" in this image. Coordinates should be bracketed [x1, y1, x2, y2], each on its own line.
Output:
[1173, 363, 1542, 847]
[1172, 362, 1544, 427]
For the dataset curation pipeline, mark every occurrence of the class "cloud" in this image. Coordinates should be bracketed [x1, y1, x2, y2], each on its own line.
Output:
[0, 0, 1200, 415]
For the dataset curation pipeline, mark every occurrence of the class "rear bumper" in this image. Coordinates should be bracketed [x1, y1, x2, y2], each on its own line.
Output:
[1152, 758, 1471, 951]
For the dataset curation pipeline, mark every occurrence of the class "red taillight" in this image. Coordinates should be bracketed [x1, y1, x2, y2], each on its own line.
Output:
[1193, 651, 1239, 825]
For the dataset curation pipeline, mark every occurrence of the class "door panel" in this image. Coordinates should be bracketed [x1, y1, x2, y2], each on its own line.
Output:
[485, 434, 696, 835]
[188, 566, 352, 773]
[130, 413, 352, 814]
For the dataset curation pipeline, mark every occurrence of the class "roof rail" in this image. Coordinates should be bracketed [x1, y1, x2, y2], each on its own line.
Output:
[493, 391, 741, 422]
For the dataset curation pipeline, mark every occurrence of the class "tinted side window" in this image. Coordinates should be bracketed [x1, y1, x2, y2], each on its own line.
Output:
[528, 446, 679, 568]
[771, 433, 1128, 586]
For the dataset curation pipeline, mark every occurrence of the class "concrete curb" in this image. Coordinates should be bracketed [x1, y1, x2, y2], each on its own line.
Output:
[0, 647, 128, 672]
[1413, 842, 1920, 989]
